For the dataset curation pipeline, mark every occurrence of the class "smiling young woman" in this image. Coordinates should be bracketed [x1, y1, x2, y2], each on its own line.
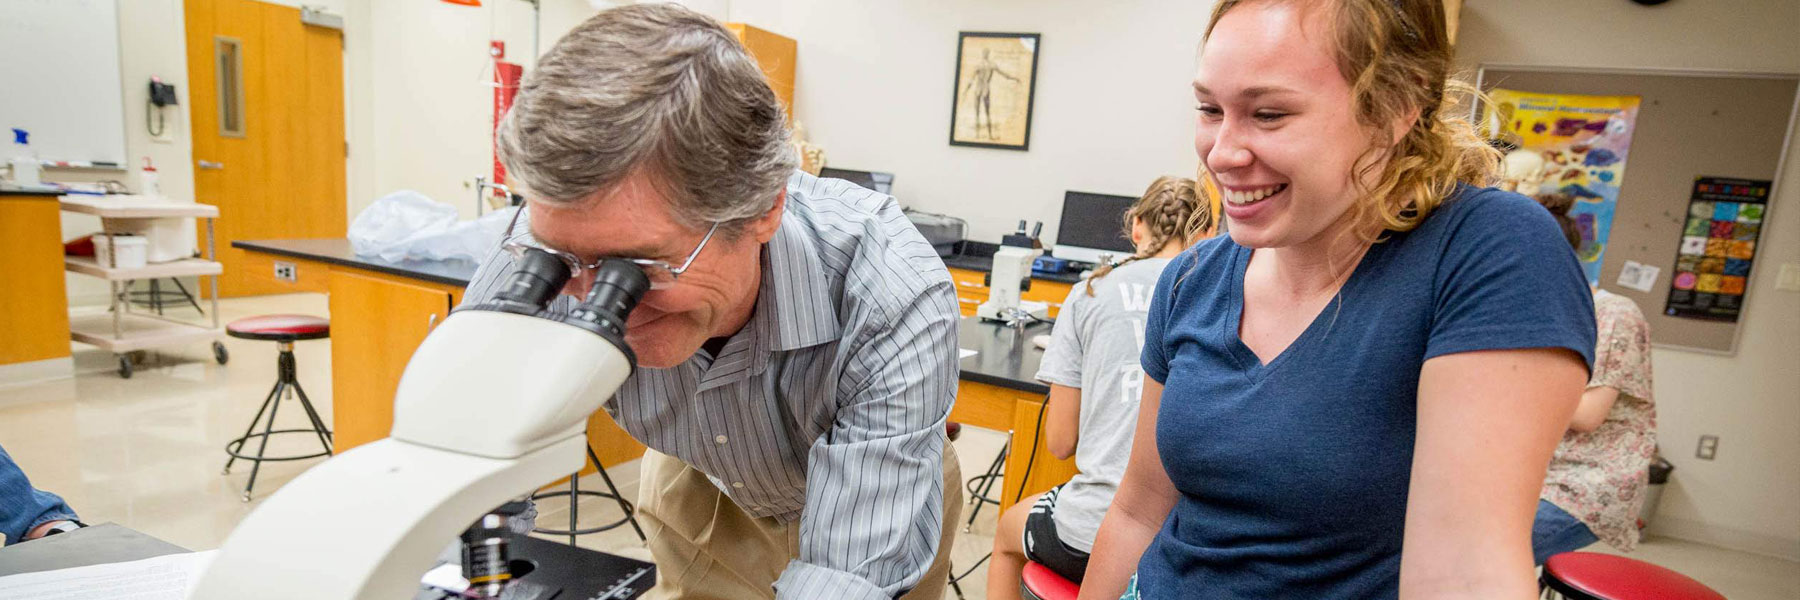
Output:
[1078, 1, 1598, 599]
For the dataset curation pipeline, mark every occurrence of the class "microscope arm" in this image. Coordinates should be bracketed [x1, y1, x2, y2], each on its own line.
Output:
[189, 435, 584, 599]
[189, 310, 634, 600]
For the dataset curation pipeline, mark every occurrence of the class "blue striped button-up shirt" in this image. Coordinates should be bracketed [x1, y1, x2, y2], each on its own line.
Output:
[461, 171, 959, 599]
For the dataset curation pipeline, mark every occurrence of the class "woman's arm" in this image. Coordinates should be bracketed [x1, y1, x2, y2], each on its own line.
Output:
[1569, 386, 1620, 433]
[1401, 348, 1587, 599]
[1046, 384, 1082, 460]
[1077, 380, 1177, 600]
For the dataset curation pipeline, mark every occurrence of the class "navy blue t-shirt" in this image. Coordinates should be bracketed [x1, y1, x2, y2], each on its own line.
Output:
[1136, 186, 1596, 598]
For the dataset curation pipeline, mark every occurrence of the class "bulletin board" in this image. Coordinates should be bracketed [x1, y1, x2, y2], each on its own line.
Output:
[1475, 65, 1799, 354]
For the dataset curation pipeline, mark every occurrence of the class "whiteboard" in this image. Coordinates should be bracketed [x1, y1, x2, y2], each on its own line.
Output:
[0, 0, 128, 167]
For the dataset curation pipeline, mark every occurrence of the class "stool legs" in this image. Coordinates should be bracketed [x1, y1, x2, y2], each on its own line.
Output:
[531, 444, 646, 545]
[588, 445, 647, 542]
[223, 341, 333, 502]
[223, 378, 284, 476]
[964, 439, 1010, 532]
[242, 375, 287, 502]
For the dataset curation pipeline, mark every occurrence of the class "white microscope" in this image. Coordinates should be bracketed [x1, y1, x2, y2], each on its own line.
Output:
[188, 248, 650, 599]
[976, 220, 1050, 326]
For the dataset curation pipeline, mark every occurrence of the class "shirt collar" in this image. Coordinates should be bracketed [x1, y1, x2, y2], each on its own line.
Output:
[750, 185, 842, 352]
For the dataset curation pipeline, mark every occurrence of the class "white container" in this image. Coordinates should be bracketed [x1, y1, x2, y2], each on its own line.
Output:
[8, 156, 39, 186]
[93, 234, 149, 269]
[138, 166, 160, 197]
[102, 217, 196, 263]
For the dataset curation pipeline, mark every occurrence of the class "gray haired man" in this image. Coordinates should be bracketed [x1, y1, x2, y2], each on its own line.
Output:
[462, 5, 963, 599]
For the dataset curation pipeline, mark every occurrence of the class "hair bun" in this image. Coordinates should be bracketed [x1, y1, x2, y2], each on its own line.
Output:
[1535, 192, 1576, 217]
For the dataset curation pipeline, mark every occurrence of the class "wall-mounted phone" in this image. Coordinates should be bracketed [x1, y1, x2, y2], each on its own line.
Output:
[148, 77, 178, 140]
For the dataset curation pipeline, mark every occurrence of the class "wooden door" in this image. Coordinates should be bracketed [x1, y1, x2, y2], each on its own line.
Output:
[186, 0, 346, 297]
[327, 270, 453, 452]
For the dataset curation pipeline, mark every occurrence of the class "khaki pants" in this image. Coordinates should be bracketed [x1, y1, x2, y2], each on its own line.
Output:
[636, 444, 963, 599]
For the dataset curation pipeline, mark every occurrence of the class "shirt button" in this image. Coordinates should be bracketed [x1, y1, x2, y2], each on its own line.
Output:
[731, 481, 745, 489]
[715, 435, 728, 444]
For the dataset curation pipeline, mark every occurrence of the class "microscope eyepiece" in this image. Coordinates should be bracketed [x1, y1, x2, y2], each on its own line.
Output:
[487, 248, 570, 315]
[563, 260, 648, 344]
[457, 251, 647, 370]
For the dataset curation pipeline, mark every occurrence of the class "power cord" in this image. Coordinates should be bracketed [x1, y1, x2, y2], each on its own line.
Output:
[1013, 392, 1051, 505]
[947, 551, 991, 591]
[146, 100, 167, 137]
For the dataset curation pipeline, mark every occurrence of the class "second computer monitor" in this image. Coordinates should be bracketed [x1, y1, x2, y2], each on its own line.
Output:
[817, 167, 895, 196]
[1052, 190, 1137, 265]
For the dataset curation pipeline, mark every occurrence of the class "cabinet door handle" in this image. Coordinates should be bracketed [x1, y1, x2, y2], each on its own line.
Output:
[198, 160, 224, 170]
[428, 313, 438, 330]
[957, 281, 985, 288]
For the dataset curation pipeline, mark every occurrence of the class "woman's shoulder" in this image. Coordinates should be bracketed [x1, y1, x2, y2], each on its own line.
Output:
[1594, 289, 1649, 329]
[1110, 255, 1178, 280]
[1426, 184, 1560, 235]
[1407, 184, 1577, 264]
[1178, 235, 1239, 270]
[1154, 236, 1238, 306]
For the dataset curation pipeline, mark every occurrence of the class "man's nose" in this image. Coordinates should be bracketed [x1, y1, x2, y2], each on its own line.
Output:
[561, 269, 595, 301]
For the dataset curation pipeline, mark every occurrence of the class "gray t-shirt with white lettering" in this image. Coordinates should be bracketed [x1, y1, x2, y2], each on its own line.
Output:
[1034, 257, 1170, 552]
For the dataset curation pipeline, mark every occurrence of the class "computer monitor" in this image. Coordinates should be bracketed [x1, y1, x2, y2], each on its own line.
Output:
[1052, 190, 1137, 264]
[817, 167, 895, 196]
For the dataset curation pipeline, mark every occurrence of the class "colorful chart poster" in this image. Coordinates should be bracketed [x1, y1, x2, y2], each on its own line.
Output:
[1483, 89, 1641, 284]
[1664, 177, 1770, 322]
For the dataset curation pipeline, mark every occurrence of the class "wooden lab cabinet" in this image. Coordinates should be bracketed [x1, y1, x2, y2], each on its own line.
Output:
[0, 195, 72, 368]
[725, 23, 796, 119]
[326, 269, 457, 452]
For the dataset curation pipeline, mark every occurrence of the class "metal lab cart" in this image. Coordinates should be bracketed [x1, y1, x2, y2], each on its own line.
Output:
[60, 196, 228, 378]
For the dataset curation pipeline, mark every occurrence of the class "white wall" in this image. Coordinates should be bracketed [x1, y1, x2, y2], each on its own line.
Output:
[727, 0, 1207, 244]
[53, 0, 200, 306]
[1459, 0, 1800, 560]
[343, 0, 538, 222]
[342, 0, 729, 221]
[523, 0, 1205, 243]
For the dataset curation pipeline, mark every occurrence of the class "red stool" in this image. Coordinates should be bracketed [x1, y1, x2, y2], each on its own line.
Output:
[1021, 561, 1080, 600]
[222, 315, 334, 502]
[1541, 552, 1726, 600]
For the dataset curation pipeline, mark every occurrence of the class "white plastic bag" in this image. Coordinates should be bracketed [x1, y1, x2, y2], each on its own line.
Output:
[406, 206, 518, 262]
[349, 190, 515, 262]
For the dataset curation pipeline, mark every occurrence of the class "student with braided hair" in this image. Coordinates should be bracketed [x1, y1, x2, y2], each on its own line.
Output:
[986, 176, 1206, 598]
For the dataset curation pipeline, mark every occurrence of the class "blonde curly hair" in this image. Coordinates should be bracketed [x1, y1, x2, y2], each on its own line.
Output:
[1203, 0, 1499, 240]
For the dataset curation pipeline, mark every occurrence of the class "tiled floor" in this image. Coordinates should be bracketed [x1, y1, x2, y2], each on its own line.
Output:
[2, 293, 1794, 599]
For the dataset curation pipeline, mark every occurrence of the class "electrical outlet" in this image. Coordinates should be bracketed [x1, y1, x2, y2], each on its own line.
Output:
[1696, 435, 1719, 460]
[273, 261, 297, 283]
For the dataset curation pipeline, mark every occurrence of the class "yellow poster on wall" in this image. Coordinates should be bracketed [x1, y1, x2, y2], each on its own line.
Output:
[1482, 89, 1641, 283]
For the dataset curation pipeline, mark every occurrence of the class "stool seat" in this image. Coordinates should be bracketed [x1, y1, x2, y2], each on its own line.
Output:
[1021, 561, 1079, 600]
[227, 314, 331, 341]
[1542, 552, 1725, 600]
[947, 422, 963, 441]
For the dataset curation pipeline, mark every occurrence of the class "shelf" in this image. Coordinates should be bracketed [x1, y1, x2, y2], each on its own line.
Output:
[65, 256, 222, 281]
[59, 196, 219, 218]
[70, 313, 222, 353]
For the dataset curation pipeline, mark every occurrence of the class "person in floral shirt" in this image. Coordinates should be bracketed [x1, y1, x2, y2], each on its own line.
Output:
[1532, 193, 1657, 563]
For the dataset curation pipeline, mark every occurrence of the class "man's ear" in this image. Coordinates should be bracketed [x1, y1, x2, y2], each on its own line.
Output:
[750, 189, 787, 244]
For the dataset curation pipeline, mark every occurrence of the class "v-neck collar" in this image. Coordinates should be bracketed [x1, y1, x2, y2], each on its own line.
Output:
[1222, 242, 1378, 382]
